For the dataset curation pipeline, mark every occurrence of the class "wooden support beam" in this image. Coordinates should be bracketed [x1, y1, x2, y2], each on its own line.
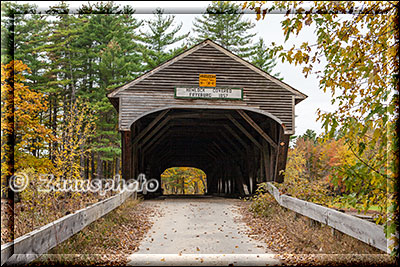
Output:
[212, 141, 226, 155]
[205, 151, 219, 161]
[207, 147, 220, 160]
[223, 125, 248, 149]
[154, 143, 174, 163]
[121, 131, 132, 180]
[138, 115, 172, 148]
[171, 113, 228, 120]
[133, 110, 169, 146]
[212, 138, 236, 156]
[208, 145, 220, 158]
[237, 110, 278, 150]
[226, 114, 262, 150]
[142, 121, 228, 154]
[232, 164, 245, 195]
[274, 133, 290, 183]
[132, 131, 139, 179]
[130, 126, 136, 179]
[262, 140, 272, 182]
[142, 124, 172, 154]
[219, 130, 242, 154]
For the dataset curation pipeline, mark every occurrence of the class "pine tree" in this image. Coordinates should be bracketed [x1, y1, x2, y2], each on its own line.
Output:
[1, 2, 38, 63]
[191, 1, 256, 58]
[13, 6, 49, 90]
[138, 8, 189, 70]
[251, 38, 282, 80]
[77, 2, 143, 178]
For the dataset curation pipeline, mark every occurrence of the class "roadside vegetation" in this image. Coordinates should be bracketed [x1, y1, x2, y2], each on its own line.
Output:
[30, 197, 156, 266]
[240, 189, 394, 266]
[274, 130, 385, 224]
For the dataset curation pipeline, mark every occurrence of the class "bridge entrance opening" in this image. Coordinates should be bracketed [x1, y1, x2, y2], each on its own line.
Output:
[122, 108, 290, 197]
[161, 167, 207, 195]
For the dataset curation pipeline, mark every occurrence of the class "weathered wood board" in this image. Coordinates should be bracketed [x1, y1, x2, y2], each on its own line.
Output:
[1, 190, 134, 266]
[266, 182, 389, 253]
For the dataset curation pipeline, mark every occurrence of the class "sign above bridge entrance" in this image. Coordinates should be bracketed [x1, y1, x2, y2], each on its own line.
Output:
[199, 74, 216, 87]
[175, 87, 243, 100]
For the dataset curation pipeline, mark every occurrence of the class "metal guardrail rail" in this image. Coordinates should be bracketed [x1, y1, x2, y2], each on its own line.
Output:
[266, 182, 389, 253]
[1, 190, 134, 266]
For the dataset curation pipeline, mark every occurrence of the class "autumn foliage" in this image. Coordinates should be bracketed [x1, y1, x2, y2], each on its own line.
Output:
[276, 131, 352, 205]
[1, 60, 100, 243]
[161, 167, 207, 195]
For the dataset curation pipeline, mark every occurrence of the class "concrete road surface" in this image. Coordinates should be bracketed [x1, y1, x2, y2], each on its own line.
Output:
[128, 197, 280, 266]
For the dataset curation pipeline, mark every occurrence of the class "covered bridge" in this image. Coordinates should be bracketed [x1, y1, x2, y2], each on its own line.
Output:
[107, 39, 307, 196]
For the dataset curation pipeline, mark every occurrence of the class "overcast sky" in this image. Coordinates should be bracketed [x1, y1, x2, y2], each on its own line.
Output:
[16, 1, 338, 136]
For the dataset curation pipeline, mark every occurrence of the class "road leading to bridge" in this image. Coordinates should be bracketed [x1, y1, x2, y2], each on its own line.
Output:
[128, 197, 280, 266]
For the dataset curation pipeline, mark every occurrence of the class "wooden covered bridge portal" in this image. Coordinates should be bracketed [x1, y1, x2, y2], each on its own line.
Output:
[107, 39, 307, 196]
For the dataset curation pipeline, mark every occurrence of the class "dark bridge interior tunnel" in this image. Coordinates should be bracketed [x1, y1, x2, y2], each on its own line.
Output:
[121, 108, 290, 197]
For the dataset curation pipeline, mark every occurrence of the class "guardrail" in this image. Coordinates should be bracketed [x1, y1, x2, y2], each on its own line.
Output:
[266, 182, 389, 253]
[1, 190, 135, 266]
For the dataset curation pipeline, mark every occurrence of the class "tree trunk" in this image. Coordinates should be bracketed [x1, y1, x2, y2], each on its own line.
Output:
[181, 178, 185, 194]
[85, 155, 89, 179]
[96, 153, 103, 179]
[80, 145, 85, 179]
[51, 97, 58, 162]
[91, 151, 95, 180]
[115, 157, 120, 176]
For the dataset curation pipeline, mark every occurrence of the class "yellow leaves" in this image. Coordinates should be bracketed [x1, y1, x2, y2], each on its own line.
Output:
[244, 1, 267, 21]
[304, 14, 312, 26]
[302, 66, 311, 78]
[161, 167, 206, 194]
[295, 21, 303, 35]
[52, 99, 96, 181]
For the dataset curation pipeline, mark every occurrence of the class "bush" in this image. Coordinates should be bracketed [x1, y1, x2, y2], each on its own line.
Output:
[248, 183, 276, 218]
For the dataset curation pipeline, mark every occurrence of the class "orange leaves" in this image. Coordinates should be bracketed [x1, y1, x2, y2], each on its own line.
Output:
[1, 60, 55, 185]
[281, 133, 359, 205]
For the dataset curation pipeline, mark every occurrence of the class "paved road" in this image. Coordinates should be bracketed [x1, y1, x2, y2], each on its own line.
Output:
[128, 197, 279, 266]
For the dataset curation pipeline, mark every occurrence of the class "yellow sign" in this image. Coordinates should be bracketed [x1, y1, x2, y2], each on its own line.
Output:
[199, 74, 216, 87]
